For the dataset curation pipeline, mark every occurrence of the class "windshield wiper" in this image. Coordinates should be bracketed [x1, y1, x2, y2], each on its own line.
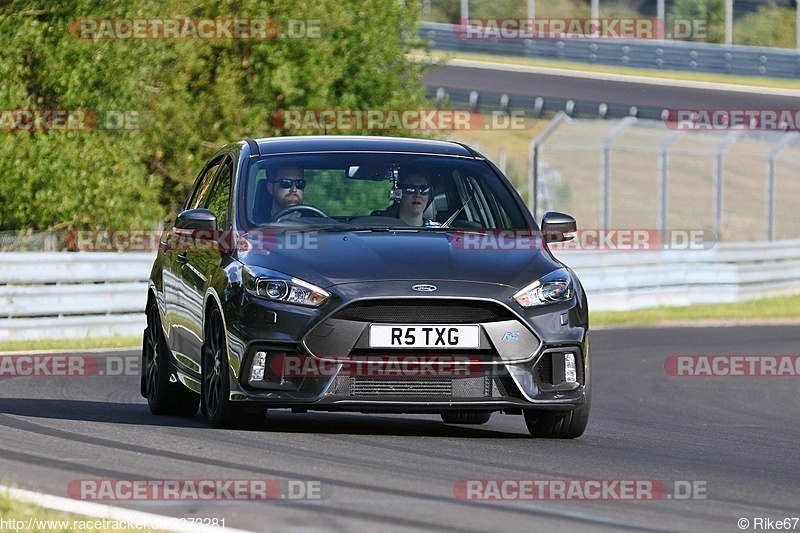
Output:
[317, 225, 404, 232]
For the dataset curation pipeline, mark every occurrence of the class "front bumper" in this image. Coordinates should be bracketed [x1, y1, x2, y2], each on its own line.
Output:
[220, 280, 589, 412]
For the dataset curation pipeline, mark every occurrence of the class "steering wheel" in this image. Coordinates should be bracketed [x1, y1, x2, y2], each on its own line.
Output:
[268, 205, 329, 223]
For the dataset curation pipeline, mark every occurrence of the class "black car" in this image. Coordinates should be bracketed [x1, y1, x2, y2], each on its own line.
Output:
[142, 135, 590, 438]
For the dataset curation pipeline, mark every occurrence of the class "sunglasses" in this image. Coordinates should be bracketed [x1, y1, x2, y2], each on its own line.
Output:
[402, 185, 431, 196]
[271, 178, 306, 190]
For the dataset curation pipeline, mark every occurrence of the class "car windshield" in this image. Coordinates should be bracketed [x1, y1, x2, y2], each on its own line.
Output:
[240, 152, 529, 231]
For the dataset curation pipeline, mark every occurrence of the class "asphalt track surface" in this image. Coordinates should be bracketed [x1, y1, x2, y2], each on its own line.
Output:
[1, 326, 798, 532]
[425, 63, 800, 110]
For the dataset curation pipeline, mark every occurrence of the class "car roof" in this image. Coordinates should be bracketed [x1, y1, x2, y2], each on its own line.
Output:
[249, 135, 476, 157]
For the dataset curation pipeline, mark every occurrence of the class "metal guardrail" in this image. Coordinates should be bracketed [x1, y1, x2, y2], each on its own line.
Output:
[554, 239, 800, 311]
[2, 245, 800, 340]
[0, 253, 153, 341]
[425, 86, 664, 120]
[421, 22, 800, 79]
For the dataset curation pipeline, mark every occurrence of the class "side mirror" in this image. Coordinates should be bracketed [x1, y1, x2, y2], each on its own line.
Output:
[175, 208, 217, 231]
[541, 211, 576, 243]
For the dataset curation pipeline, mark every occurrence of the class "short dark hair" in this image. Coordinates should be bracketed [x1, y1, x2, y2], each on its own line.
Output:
[397, 166, 430, 187]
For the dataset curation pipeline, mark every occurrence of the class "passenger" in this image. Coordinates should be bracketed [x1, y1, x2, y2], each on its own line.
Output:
[388, 171, 441, 227]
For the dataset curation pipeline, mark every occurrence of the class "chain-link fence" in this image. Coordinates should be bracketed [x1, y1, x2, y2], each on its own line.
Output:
[419, 0, 797, 48]
[0, 231, 64, 252]
[456, 113, 800, 242]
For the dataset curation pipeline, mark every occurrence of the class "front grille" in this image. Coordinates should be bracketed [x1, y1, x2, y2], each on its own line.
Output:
[334, 300, 514, 323]
[536, 354, 552, 385]
[327, 375, 501, 398]
[351, 378, 453, 397]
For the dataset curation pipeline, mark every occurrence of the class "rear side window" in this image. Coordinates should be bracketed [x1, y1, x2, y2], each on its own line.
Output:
[185, 159, 223, 211]
[205, 159, 233, 228]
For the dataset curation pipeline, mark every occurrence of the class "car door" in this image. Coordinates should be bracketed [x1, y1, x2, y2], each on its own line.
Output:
[178, 155, 234, 368]
[163, 157, 223, 364]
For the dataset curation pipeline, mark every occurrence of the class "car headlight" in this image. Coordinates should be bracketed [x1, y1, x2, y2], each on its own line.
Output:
[513, 268, 573, 308]
[243, 266, 330, 307]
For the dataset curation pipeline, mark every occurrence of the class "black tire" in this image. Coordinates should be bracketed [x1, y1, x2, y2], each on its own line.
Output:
[523, 406, 589, 438]
[142, 303, 199, 416]
[441, 412, 492, 425]
[203, 309, 248, 429]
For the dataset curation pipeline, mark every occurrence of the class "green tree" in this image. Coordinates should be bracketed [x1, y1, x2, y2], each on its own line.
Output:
[0, 0, 432, 230]
[668, 0, 725, 43]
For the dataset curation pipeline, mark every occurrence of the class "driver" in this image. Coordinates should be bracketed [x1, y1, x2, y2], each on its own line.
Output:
[267, 165, 306, 216]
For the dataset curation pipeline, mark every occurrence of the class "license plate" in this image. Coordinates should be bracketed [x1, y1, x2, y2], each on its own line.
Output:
[369, 325, 480, 349]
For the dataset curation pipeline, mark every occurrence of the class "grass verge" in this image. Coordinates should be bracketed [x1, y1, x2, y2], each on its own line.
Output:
[591, 294, 800, 327]
[425, 50, 800, 91]
[0, 487, 162, 533]
[0, 336, 140, 353]
[1, 296, 798, 354]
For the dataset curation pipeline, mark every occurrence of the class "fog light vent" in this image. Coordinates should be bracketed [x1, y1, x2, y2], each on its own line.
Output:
[250, 351, 267, 382]
[564, 353, 577, 384]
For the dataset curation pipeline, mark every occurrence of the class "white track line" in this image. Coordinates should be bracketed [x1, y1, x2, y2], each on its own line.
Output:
[442, 57, 800, 98]
[1, 485, 256, 533]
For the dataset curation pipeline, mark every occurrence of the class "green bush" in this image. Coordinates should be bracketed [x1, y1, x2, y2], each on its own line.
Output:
[734, 3, 796, 48]
[668, 0, 726, 43]
[669, 0, 796, 46]
[0, 0, 431, 230]
[424, 0, 591, 24]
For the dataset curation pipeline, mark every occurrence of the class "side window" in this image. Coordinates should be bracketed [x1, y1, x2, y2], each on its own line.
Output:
[185, 159, 223, 211]
[205, 159, 233, 228]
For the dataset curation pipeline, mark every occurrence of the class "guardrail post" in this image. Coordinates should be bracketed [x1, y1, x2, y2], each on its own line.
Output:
[766, 133, 799, 240]
[713, 132, 741, 238]
[528, 111, 570, 219]
[600, 117, 637, 230]
[658, 131, 684, 235]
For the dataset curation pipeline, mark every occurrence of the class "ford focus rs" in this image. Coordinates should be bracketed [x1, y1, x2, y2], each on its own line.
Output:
[141, 136, 590, 438]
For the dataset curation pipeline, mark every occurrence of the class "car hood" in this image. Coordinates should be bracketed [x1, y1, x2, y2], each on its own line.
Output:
[238, 230, 564, 290]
